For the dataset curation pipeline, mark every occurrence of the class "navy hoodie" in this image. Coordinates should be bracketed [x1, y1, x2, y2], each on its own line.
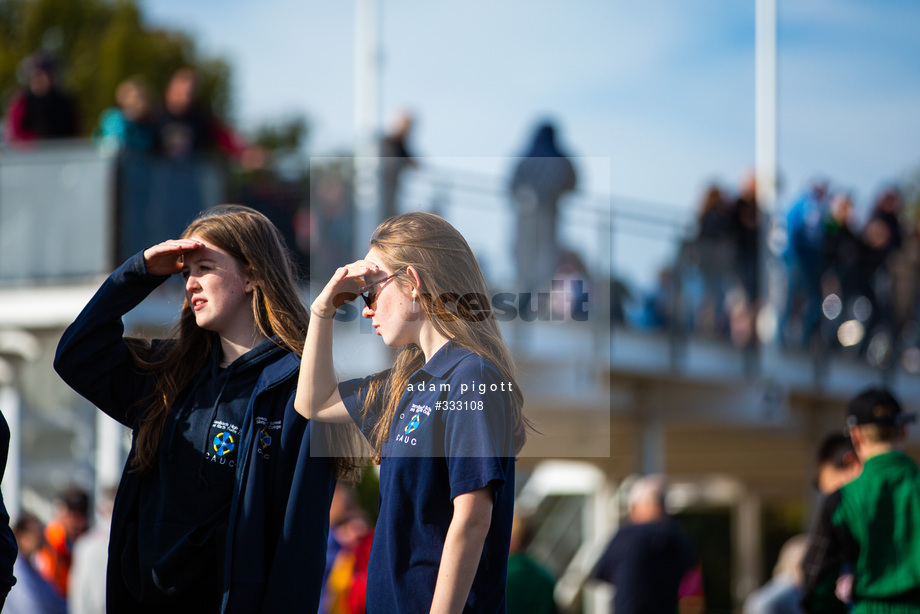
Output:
[0, 413, 17, 607]
[54, 253, 335, 613]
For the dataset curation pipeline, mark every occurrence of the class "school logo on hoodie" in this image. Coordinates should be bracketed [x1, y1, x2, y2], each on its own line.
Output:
[213, 432, 235, 456]
[255, 416, 282, 460]
[207, 420, 241, 467]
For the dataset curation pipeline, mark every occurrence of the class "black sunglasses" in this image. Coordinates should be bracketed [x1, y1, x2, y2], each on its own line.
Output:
[357, 271, 402, 308]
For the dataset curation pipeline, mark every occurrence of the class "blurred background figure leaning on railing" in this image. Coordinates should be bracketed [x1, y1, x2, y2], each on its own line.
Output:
[510, 121, 578, 299]
[3, 53, 79, 145]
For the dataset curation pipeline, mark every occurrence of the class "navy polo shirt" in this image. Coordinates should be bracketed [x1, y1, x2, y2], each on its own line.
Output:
[339, 341, 516, 613]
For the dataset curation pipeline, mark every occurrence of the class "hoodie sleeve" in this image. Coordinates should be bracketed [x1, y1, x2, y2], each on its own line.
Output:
[223, 378, 336, 614]
[261, 414, 335, 613]
[0, 415, 16, 606]
[54, 252, 171, 427]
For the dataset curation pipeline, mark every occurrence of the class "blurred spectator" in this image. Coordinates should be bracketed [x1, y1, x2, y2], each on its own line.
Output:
[678, 564, 706, 614]
[506, 514, 557, 614]
[802, 388, 920, 613]
[638, 267, 678, 330]
[889, 216, 920, 346]
[5, 514, 66, 614]
[322, 484, 374, 614]
[610, 276, 632, 326]
[68, 486, 116, 614]
[0, 412, 17, 609]
[94, 78, 157, 153]
[693, 183, 733, 337]
[379, 109, 418, 222]
[35, 485, 89, 598]
[553, 249, 590, 321]
[823, 193, 863, 312]
[864, 188, 904, 263]
[781, 180, 830, 348]
[155, 67, 247, 160]
[857, 187, 904, 348]
[510, 121, 577, 296]
[742, 534, 809, 614]
[591, 475, 696, 614]
[4, 53, 80, 143]
[310, 171, 355, 281]
[813, 433, 861, 496]
[731, 172, 761, 306]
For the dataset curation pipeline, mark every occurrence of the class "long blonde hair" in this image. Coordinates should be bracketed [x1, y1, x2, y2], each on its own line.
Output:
[128, 205, 362, 479]
[362, 212, 528, 460]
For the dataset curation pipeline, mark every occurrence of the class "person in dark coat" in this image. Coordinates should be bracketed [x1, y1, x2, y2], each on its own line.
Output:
[378, 110, 417, 222]
[592, 475, 696, 614]
[510, 121, 577, 295]
[4, 53, 79, 143]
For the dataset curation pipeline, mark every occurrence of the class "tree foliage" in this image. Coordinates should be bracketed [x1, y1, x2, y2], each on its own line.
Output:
[0, 0, 232, 136]
[252, 116, 309, 153]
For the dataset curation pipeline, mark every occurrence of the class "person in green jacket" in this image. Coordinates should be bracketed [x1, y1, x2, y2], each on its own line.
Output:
[506, 514, 557, 614]
[801, 387, 920, 613]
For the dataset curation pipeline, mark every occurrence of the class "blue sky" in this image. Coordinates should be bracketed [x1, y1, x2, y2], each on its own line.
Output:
[142, 0, 920, 285]
[142, 0, 920, 205]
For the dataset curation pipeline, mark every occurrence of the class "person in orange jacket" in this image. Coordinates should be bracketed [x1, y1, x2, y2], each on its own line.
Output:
[35, 486, 89, 597]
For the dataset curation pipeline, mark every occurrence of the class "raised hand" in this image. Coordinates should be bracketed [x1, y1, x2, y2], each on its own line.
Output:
[142, 239, 205, 277]
[311, 260, 380, 316]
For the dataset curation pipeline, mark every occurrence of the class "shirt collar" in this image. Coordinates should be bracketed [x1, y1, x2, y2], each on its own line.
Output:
[863, 449, 908, 469]
[415, 341, 472, 380]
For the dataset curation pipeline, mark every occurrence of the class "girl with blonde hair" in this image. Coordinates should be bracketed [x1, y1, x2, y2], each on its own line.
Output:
[296, 211, 526, 613]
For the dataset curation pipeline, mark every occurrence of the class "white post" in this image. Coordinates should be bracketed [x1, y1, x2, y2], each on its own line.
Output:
[755, 0, 778, 214]
[354, 0, 383, 255]
[733, 492, 763, 606]
[584, 483, 616, 614]
[756, 0, 785, 357]
[95, 412, 126, 495]
[0, 385, 21, 521]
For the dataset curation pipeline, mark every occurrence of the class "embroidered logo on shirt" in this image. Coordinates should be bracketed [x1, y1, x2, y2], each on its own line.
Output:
[395, 404, 432, 446]
[404, 414, 421, 434]
[212, 432, 235, 456]
[410, 403, 432, 416]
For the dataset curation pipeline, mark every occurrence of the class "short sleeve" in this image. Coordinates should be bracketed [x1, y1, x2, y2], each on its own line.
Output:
[338, 374, 383, 441]
[443, 358, 513, 500]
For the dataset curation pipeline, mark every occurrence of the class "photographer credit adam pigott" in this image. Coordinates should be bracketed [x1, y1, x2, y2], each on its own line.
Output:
[406, 380, 515, 394]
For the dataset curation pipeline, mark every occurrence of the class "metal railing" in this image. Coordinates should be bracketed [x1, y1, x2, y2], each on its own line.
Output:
[0, 141, 225, 285]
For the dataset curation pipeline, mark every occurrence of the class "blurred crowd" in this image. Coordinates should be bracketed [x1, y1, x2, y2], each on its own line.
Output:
[3, 53, 255, 163]
[636, 174, 920, 372]
[4, 486, 113, 614]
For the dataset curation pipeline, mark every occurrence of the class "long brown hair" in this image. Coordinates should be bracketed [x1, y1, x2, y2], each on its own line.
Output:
[128, 205, 361, 478]
[362, 212, 528, 460]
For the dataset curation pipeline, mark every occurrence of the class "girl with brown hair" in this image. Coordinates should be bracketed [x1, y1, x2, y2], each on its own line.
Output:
[55, 205, 338, 613]
[295, 211, 526, 613]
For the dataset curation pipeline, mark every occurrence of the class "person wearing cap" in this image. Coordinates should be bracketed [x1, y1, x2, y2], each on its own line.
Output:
[801, 387, 920, 613]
